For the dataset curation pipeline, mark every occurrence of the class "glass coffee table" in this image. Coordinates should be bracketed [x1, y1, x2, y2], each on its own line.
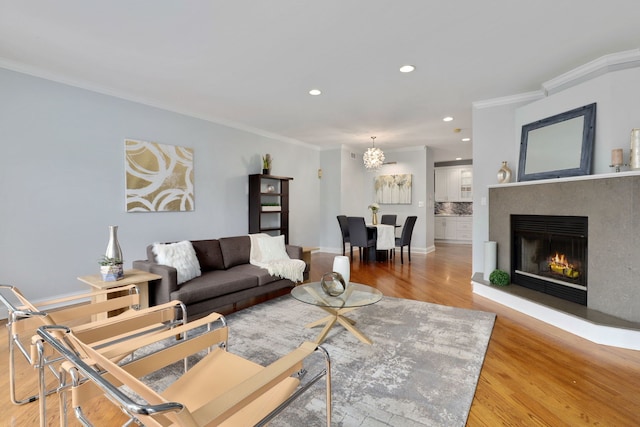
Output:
[291, 282, 383, 345]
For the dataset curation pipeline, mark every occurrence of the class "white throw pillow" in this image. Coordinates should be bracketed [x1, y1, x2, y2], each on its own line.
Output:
[257, 235, 290, 262]
[152, 240, 201, 285]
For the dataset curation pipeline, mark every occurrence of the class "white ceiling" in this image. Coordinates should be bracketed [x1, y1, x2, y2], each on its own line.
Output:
[1, 1, 639, 158]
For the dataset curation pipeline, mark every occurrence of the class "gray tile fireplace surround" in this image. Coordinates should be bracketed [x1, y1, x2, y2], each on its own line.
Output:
[476, 172, 640, 349]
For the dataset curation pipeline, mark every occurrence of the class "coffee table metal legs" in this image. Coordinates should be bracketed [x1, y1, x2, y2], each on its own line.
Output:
[305, 306, 373, 345]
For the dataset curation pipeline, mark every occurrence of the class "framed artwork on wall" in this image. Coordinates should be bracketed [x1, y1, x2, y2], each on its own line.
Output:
[374, 174, 412, 204]
[125, 139, 194, 212]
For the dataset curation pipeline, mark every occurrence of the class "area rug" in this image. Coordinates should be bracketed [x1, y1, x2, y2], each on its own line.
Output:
[144, 295, 495, 426]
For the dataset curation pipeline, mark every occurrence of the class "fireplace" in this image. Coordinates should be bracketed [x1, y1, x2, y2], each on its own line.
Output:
[511, 215, 587, 305]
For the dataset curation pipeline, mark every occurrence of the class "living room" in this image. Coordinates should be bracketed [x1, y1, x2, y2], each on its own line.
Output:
[2, 2, 640, 426]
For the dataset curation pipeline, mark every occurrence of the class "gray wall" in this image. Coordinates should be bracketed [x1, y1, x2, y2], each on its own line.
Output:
[1, 67, 435, 306]
[0, 68, 321, 302]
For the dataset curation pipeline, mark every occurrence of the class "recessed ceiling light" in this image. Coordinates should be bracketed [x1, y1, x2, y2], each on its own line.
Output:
[399, 65, 415, 73]
[456, 157, 462, 160]
[309, 89, 322, 96]
[443, 116, 453, 122]
[461, 137, 471, 142]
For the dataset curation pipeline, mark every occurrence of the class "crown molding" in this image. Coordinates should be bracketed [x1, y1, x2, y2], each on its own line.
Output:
[542, 48, 640, 95]
[0, 60, 317, 150]
[473, 49, 640, 110]
[472, 91, 544, 109]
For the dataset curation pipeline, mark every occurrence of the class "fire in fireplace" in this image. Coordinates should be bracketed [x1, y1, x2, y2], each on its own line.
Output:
[511, 215, 587, 305]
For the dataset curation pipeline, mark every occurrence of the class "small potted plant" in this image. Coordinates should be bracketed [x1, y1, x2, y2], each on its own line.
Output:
[99, 255, 124, 281]
[489, 269, 510, 286]
[262, 154, 272, 175]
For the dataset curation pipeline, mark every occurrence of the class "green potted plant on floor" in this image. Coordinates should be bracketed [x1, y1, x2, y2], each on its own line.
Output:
[489, 269, 510, 286]
[99, 255, 124, 281]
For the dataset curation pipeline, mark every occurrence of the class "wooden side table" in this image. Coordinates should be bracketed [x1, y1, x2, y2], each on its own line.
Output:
[78, 269, 161, 319]
[302, 247, 318, 283]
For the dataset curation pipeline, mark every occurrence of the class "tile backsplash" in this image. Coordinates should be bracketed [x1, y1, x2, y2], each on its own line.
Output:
[435, 202, 473, 216]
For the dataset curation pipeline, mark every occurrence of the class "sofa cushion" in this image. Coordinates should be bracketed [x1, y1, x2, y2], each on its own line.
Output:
[219, 236, 251, 269]
[229, 264, 283, 286]
[190, 239, 225, 271]
[152, 241, 201, 285]
[170, 270, 258, 304]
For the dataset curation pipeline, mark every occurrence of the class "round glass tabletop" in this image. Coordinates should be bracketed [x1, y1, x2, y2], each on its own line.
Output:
[291, 281, 383, 309]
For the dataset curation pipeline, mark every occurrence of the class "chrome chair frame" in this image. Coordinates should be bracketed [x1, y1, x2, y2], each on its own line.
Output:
[0, 284, 187, 426]
[39, 313, 332, 427]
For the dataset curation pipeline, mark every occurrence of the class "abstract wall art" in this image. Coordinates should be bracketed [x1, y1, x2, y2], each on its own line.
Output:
[374, 174, 412, 204]
[125, 139, 194, 212]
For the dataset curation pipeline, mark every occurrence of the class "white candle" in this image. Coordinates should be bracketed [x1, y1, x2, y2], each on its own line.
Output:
[611, 148, 623, 166]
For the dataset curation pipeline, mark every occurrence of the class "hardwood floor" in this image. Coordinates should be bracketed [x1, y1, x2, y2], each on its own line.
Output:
[2, 243, 639, 426]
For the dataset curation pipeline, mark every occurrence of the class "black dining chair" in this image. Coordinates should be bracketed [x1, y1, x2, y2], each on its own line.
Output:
[394, 216, 417, 264]
[347, 216, 376, 262]
[336, 215, 351, 257]
[380, 214, 397, 226]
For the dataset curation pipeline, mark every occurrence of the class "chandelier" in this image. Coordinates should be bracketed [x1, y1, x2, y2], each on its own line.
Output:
[363, 136, 385, 170]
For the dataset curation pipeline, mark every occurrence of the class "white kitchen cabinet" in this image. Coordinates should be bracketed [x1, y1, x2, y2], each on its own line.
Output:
[456, 217, 473, 240]
[434, 166, 473, 202]
[435, 217, 447, 239]
[434, 169, 450, 202]
[435, 216, 472, 242]
[459, 168, 473, 201]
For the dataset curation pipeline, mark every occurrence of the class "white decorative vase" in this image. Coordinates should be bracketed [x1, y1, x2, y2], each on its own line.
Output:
[332, 255, 350, 287]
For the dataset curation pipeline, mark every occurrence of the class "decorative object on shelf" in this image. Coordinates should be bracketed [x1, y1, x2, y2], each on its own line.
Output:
[99, 256, 123, 281]
[125, 139, 194, 212]
[363, 136, 385, 170]
[332, 255, 350, 287]
[262, 153, 272, 175]
[489, 269, 510, 287]
[630, 129, 640, 170]
[609, 148, 627, 172]
[497, 161, 512, 184]
[261, 203, 281, 212]
[368, 203, 379, 225]
[320, 271, 346, 296]
[266, 184, 275, 193]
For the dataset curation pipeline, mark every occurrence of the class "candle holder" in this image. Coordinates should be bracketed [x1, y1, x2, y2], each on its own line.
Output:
[610, 148, 626, 172]
[609, 163, 627, 173]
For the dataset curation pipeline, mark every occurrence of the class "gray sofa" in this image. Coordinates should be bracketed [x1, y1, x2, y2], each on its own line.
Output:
[132, 235, 308, 319]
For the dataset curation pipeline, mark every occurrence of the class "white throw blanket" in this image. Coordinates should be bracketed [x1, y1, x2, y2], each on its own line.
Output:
[249, 234, 306, 283]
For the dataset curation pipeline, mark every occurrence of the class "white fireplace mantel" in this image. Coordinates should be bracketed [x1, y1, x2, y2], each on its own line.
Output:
[487, 170, 640, 189]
